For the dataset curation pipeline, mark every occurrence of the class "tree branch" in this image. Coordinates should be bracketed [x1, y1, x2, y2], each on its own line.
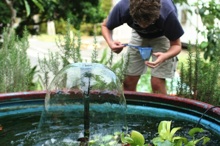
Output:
[4, 0, 17, 28]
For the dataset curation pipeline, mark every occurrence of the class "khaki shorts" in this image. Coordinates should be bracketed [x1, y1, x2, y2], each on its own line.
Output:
[124, 29, 178, 79]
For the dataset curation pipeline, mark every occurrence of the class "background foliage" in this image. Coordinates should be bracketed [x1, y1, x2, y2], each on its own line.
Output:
[173, 0, 220, 105]
[0, 0, 220, 105]
[0, 0, 109, 36]
[0, 28, 37, 92]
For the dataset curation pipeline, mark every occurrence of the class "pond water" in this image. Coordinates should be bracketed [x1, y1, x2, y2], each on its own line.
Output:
[0, 103, 219, 146]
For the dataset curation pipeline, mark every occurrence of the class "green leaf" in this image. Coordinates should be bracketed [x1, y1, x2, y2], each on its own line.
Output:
[130, 130, 145, 146]
[170, 127, 181, 138]
[185, 141, 195, 146]
[155, 140, 174, 146]
[186, 136, 210, 146]
[174, 140, 183, 146]
[188, 128, 204, 137]
[24, 0, 30, 16]
[158, 121, 172, 139]
[121, 133, 134, 144]
[172, 136, 188, 144]
[32, 0, 44, 12]
[203, 137, 210, 145]
[152, 137, 164, 145]
[193, 137, 203, 144]
[200, 41, 208, 49]
[158, 121, 168, 134]
[99, 48, 107, 63]
[166, 121, 171, 133]
[120, 133, 126, 143]
[124, 137, 134, 144]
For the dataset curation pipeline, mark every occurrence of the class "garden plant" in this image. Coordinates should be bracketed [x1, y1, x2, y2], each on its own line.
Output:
[0, 0, 219, 145]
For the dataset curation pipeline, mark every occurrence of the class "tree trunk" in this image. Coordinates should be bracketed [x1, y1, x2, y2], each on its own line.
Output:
[4, 0, 17, 29]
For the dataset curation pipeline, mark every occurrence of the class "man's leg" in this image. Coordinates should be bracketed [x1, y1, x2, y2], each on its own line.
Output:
[123, 29, 147, 91]
[123, 75, 140, 91]
[151, 76, 167, 94]
[149, 36, 175, 95]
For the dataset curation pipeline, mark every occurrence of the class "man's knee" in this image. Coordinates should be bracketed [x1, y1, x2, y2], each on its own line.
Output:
[151, 77, 166, 94]
[123, 76, 140, 91]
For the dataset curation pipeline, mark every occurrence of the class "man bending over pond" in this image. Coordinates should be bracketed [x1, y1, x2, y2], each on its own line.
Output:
[101, 0, 184, 94]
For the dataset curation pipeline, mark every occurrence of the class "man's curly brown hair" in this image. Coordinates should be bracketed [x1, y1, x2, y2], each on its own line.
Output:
[130, 0, 161, 26]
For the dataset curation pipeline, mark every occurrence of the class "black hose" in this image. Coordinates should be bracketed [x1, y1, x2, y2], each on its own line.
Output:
[196, 106, 220, 127]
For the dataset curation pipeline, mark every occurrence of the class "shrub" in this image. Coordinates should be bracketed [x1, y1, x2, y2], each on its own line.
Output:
[0, 28, 38, 92]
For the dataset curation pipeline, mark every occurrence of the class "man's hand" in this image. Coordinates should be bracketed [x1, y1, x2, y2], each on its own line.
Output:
[145, 52, 168, 68]
[146, 38, 182, 68]
[109, 41, 124, 54]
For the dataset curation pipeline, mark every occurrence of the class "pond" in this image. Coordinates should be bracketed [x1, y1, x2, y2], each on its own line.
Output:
[0, 63, 219, 145]
[0, 91, 220, 145]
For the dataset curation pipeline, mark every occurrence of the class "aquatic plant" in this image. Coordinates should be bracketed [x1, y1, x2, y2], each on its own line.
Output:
[120, 121, 210, 146]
